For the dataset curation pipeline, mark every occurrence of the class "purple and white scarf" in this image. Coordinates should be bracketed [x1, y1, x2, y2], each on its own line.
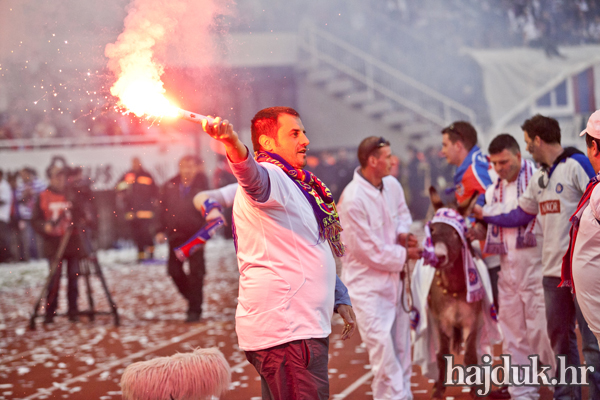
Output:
[423, 208, 485, 303]
[483, 159, 537, 254]
[255, 150, 345, 257]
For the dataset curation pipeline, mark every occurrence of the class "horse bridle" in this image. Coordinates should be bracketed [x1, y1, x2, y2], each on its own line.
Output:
[400, 234, 414, 313]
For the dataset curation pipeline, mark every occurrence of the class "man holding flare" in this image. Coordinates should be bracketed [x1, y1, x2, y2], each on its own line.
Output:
[200, 107, 356, 400]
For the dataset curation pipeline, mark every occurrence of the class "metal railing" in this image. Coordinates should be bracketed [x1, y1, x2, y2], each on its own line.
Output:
[297, 22, 477, 127]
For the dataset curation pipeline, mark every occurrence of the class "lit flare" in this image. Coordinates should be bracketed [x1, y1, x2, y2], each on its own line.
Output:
[112, 78, 213, 124]
[114, 77, 179, 118]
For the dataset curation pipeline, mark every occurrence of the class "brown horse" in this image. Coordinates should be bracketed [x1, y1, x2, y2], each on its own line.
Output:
[427, 187, 483, 399]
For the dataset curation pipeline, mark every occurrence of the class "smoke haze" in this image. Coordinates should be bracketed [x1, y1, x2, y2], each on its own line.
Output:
[105, 0, 232, 115]
[0, 0, 231, 130]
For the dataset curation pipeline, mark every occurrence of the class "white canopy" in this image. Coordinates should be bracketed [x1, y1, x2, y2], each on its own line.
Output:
[465, 45, 600, 131]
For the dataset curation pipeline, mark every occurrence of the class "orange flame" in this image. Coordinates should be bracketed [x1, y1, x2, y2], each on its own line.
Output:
[106, 0, 227, 120]
[105, 6, 180, 119]
[111, 75, 179, 118]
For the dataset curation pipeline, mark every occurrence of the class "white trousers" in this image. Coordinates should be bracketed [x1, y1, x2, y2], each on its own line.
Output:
[498, 264, 554, 400]
[351, 284, 412, 400]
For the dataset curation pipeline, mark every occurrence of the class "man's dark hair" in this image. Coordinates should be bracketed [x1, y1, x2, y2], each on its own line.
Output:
[251, 107, 300, 153]
[585, 132, 600, 150]
[357, 136, 390, 168]
[521, 114, 561, 144]
[441, 121, 477, 151]
[488, 133, 520, 155]
[23, 167, 37, 176]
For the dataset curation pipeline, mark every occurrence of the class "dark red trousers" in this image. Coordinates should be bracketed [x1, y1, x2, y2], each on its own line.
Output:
[245, 337, 329, 400]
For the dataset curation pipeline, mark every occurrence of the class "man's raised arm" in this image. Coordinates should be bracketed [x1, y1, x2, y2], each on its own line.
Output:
[202, 117, 247, 162]
[201, 117, 270, 203]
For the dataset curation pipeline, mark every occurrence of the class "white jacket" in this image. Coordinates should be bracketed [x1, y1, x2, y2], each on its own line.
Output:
[339, 170, 412, 285]
[338, 169, 414, 400]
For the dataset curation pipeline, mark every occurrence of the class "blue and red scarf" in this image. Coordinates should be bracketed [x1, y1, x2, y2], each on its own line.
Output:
[560, 173, 600, 292]
[255, 150, 345, 257]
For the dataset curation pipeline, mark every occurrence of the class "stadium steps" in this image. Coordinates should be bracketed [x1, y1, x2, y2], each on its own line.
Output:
[306, 68, 337, 84]
[325, 78, 356, 96]
[363, 100, 394, 117]
[381, 111, 414, 127]
[344, 91, 375, 107]
[295, 23, 477, 142]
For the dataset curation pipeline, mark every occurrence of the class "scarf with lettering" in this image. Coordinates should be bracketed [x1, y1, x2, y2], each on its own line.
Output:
[483, 159, 537, 254]
[560, 173, 600, 292]
[255, 150, 345, 257]
[422, 208, 485, 303]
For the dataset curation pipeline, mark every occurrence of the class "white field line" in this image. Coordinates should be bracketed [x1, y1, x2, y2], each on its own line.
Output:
[332, 371, 373, 399]
[20, 323, 250, 400]
[1, 349, 43, 364]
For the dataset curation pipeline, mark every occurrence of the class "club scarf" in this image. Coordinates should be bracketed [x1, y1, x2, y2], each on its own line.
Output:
[483, 159, 537, 254]
[423, 208, 485, 303]
[255, 150, 345, 257]
[560, 173, 600, 292]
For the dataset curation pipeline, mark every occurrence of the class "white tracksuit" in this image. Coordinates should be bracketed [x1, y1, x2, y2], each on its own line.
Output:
[339, 169, 413, 400]
[484, 167, 555, 400]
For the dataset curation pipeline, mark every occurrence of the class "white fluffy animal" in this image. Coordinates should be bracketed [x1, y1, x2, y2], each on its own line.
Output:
[120, 347, 231, 400]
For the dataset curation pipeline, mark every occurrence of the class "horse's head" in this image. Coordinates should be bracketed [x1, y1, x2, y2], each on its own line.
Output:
[429, 220, 463, 269]
[427, 186, 477, 269]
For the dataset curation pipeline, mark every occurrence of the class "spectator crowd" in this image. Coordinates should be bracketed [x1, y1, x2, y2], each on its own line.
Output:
[0, 145, 453, 264]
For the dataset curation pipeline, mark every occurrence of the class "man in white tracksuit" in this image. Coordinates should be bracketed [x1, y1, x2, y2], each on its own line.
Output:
[476, 115, 600, 399]
[339, 136, 421, 400]
[476, 134, 554, 400]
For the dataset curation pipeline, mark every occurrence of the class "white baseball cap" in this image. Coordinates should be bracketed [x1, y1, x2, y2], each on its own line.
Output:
[580, 109, 600, 139]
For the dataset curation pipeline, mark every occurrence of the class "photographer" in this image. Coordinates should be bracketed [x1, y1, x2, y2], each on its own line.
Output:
[32, 165, 86, 324]
[67, 166, 98, 251]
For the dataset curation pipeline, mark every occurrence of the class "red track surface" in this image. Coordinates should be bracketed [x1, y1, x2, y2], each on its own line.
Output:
[0, 239, 568, 399]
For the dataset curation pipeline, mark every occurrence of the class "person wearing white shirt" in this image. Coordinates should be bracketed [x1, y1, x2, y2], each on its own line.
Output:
[564, 110, 600, 347]
[475, 115, 600, 399]
[338, 136, 422, 400]
[473, 134, 553, 400]
[199, 107, 357, 400]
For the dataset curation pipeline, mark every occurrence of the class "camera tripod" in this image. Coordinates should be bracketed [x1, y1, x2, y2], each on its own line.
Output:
[29, 226, 120, 329]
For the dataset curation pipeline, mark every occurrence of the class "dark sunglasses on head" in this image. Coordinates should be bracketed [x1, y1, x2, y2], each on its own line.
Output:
[366, 137, 390, 158]
[443, 124, 464, 141]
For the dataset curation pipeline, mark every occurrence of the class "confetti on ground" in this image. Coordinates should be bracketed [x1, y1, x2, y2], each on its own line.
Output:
[0, 238, 560, 399]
